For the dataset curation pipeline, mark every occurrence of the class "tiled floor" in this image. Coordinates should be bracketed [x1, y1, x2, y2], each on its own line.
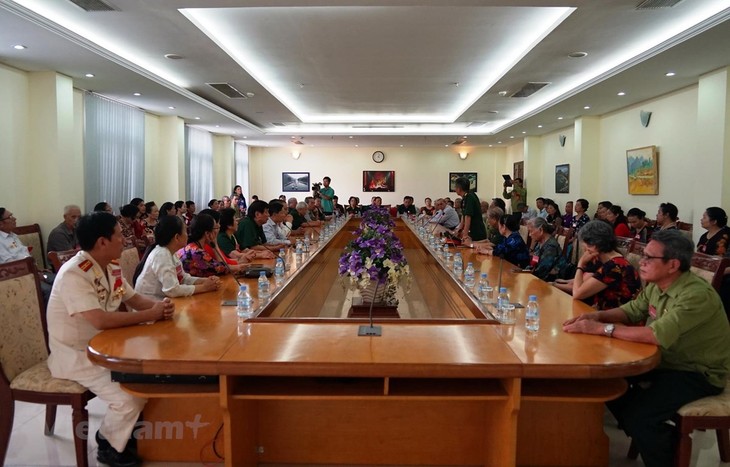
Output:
[3, 398, 729, 466]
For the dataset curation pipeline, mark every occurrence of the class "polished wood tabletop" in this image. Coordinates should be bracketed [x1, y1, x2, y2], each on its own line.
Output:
[88, 217, 659, 379]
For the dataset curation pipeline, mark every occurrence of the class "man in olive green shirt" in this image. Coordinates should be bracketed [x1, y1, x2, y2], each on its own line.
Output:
[502, 177, 526, 214]
[236, 200, 273, 251]
[563, 230, 730, 467]
[453, 177, 487, 242]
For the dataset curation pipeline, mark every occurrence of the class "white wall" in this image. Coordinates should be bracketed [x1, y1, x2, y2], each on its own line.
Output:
[539, 126, 576, 209]
[0, 63, 30, 219]
[248, 146, 506, 207]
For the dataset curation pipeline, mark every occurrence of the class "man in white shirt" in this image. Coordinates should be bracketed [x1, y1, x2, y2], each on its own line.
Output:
[430, 199, 460, 232]
[0, 208, 30, 263]
[536, 197, 548, 219]
[263, 200, 292, 246]
[517, 202, 538, 221]
[47, 211, 175, 467]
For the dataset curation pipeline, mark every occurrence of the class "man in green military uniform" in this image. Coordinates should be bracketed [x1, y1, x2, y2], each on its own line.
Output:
[502, 177, 526, 214]
[563, 230, 730, 467]
[453, 177, 487, 242]
[236, 200, 277, 252]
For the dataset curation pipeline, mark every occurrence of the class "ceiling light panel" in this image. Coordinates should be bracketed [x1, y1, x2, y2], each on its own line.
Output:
[181, 6, 574, 124]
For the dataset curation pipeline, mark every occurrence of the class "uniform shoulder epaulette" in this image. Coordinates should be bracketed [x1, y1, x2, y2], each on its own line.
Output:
[78, 260, 93, 272]
[110, 259, 120, 265]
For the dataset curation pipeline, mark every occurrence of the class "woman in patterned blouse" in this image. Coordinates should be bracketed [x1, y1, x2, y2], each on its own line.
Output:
[697, 207, 730, 257]
[476, 213, 530, 269]
[554, 220, 640, 309]
[526, 217, 563, 281]
[572, 198, 591, 232]
[177, 213, 244, 277]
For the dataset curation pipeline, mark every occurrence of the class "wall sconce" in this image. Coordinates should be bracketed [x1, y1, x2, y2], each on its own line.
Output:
[291, 151, 301, 160]
[458, 152, 468, 160]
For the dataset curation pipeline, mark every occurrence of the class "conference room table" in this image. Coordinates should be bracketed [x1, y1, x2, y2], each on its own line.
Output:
[87, 216, 659, 466]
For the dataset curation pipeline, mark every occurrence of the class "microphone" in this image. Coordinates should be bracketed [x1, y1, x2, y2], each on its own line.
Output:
[358, 280, 382, 337]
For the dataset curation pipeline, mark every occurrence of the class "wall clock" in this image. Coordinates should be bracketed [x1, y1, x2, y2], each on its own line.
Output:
[372, 151, 385, 163]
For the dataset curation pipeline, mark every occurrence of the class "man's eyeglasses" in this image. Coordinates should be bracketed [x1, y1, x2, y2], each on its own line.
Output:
[640, 254, 668, 262]
[1, 214, 14, 221]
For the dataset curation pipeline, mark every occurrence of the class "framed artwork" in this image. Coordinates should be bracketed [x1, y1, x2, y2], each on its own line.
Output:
[363, 171, 395, 192]
[555, 164, 570, 193]
[626, 146, 659, 195]
[282, 172, 310, 192]
[449, 172, 478, 192]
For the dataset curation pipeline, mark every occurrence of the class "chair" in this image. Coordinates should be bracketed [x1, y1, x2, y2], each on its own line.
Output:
[677, 221, 693, 241]
[556, 233, 567, 253]
[615, 236, 634, 257]
[689, 252, 730, 293]
[518, 224, 529, 244]
[628, 378, 730, 466]
[0, 258, 94, 467]
[48, 248, 80, 273]
[12, 223, 46, 270]
[119, 246, 141, 286]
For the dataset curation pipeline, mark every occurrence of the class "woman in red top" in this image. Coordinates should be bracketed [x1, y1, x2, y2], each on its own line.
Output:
[606, 205, 631, 238]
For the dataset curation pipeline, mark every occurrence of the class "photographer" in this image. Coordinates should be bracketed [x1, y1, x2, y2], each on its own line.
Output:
[315, 176, 335, 215]
[502, 176, 526, 214]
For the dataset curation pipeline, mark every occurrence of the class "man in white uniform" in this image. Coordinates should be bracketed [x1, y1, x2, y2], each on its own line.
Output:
[47, 212, 175, 467]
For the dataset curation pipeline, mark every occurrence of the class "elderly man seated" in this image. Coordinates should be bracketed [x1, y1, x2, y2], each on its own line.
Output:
[263, 200, 292, 246]
[564, 230, 730, 467]
[47, 204, 81, 253]
[429, 198, 460, 235]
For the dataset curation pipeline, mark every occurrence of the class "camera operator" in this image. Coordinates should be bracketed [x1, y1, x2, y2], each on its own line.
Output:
[502, 176, 526, 214]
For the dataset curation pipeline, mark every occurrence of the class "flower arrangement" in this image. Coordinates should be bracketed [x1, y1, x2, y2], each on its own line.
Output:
[338, 207, 410, 300]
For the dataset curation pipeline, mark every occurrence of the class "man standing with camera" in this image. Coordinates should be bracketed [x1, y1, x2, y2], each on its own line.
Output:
[502, 177, 526, 214]
[319, 176, 335, 216]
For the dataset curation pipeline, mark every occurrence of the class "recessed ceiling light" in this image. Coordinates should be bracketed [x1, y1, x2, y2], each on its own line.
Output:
[84, 73, 95, 78]
[194, 117, 201, 120]
[164, 53, 184, 60]
[489, 144, 493, 147]
[487, 110, 499, 114]
[355, 144, 359, 147]
[463, 136, 468, 139]
[291, 136, 296, 139]
[13, 44, 27, 50]
[245, 92, 255, 98]
[568, 51, 588, 58]
[215, 125, 220, 128]
[584, 106, 591, 110]
[498, 91, 508, 97]
[510, 136, 515, 139]
[452, 82, 460, 87]
[348, 136, 353, 139]
[168, 106, 175, 110]
[243, 136, 247, 139]
[665, 71, 676, 77]
[558, 116, 564, 120]
[497, 141, 502, 144]
[400, 144, 404, 147]
[537, 125, 543, 128]
[617, 92, 626, 96]
[444, 145, 449, 147]
[521, 131, 526, 134]
[133, 92, 141, 96]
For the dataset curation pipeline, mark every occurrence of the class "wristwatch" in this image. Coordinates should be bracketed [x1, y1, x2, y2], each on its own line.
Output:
[604, 323, 615, 337]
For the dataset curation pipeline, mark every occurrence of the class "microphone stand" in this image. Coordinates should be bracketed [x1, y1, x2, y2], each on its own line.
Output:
[358, 280, 382, 336]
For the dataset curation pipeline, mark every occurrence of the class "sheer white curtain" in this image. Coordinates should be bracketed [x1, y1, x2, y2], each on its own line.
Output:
[84, 93, 145, 213]
[185, 126, 214, 211]
[234, 143, 250, 201]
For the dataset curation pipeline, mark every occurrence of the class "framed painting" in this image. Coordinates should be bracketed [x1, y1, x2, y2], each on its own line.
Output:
[363, 171, 395, 192]
[449, 172, 478, 192]
[555, 164, 569, 194]
[282, 172, 310, 192]
[626, 146, 659, 195]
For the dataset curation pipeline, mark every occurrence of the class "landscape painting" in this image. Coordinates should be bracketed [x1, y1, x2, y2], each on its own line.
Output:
[555, 164, 570, 193]
[363, 171, 395, 192]
[449, 172, 478, 193]
[626, 146, 659, 195]
[282, 172, 310, 192]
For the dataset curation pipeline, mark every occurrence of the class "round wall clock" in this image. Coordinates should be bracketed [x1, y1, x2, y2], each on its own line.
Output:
[372, 151, 385, 163]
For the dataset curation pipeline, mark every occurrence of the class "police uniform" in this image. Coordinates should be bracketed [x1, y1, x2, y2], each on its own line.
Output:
[47, 250, 145, 454]
[0, 230, 31, 264]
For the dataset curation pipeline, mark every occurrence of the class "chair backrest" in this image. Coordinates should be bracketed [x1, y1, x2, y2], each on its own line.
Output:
[518, 225, 529, 243]
[48, 248, 80, 273]
[556, 233, 567, 252]
[0, 258, 48, 385]
[12, 223, 46, 270]
[677, 221, 693, 241]
[119, 246, 141, 286]
[616, 236, 634, 257]
[690, 252, 730, 292]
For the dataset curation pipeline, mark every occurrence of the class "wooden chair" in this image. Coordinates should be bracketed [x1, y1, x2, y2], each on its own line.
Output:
[119, 246, 141, 286]
[0, 258, 94, 467]
[677, 221, 693, 240]
[518, 224, 529, 244]
[48, 248, 80, 273]
[690, 252, 730, 292]
[12, 223, 46, 270]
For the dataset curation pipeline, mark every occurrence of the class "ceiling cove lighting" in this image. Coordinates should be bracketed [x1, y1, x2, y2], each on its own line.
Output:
[181, 6, 574, 124]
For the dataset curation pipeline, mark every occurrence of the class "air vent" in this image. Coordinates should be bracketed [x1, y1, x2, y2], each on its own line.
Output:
[271, 122, 286, 127]
[467, 122, 488, 128]
[351, 124, 405, 129]
[511, 82, 550, 98]
[67, 0, 117, 12]
[207, 83, 248, 99]
[451, 138, 466, 145]
[636, 0, 683, 9]
[292, 140, 304, 145]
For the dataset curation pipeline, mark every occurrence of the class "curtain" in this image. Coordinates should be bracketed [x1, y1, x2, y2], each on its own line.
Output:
[84, 93, 145, 214]
[185, 126, 214, 211]
[234, 143, 249, 201]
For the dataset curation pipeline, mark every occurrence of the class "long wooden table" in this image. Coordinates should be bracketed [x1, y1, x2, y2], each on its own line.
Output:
[88, 217, 659, 466]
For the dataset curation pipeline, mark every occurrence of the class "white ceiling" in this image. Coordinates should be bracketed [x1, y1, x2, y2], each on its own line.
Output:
[0, 0, 728, 149]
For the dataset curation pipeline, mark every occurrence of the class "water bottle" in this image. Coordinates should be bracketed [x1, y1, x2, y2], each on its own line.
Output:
[496, 287, 510, 320]
[453, 252, 463, 277]
[236, 285, 253, 319]
[258, 271, 270, 300]
[295, 240, 303, 263]
[525, 295, 540, 332]
[464, 262, 475, 288]
[477, 272, 490, 302]
[274, 257, 285, 284]
[279, 248, 290, 271]
[443, 243, 450, 259]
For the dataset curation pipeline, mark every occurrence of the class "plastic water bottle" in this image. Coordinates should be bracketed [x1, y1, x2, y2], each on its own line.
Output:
[453, 252, 463, 277]
[477, 272, 489, 301]
[497, 287, 510, 319]
[257, 271, 270, 300]
[279, 248, 290, 271]
[295, 240, 303, 263]
[274, 257, 285, 284]
[236, 285, 253, 319]
[443, 243, 450, 259]
[464, 262, 475, 288]
[525, 295, 540, 332]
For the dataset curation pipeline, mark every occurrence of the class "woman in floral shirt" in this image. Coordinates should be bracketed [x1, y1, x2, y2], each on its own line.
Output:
[177, 213, 242, 277]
